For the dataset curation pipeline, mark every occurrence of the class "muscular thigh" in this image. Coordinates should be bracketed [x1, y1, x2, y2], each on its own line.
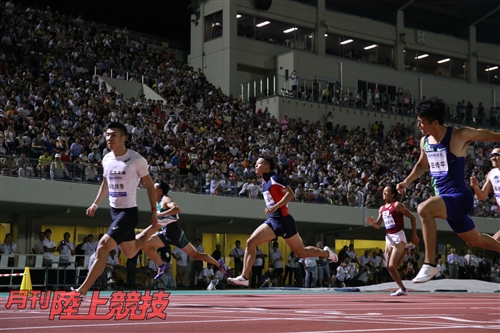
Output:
[418, 196, 447, 220]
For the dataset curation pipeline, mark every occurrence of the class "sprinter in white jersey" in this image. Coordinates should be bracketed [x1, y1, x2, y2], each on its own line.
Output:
[470, 146, 500, 241]
[73, 122, 159, 296]
[142, 180, 229, 281]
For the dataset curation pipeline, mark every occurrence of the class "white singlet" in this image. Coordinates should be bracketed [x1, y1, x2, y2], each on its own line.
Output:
[489, 168, 500, 212]
[102, 149, 149, 209]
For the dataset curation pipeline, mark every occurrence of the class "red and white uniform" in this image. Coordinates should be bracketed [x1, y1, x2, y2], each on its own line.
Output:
[489, 168, 500, 212]
[381, 201, 407, 247]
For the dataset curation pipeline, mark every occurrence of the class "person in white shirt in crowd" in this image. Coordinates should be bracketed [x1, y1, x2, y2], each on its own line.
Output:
[303, 255, 317, 288]
[57, 232, 75, 264]
[284, 251, 297, 287]
[335, 261, 352, 288]
[229, 240, 245, 277]
[358, 250, 371, 268]
[172, 247, 188, 288]
[251, 246, 266, 289]
[197, 263, 215, 289]
[105, 249, 120, 284]
[269, 242, 283, 286]
[32, 232, 45, 256]
[346, 244, 357, 262]
[464, 249, 478, 279]
[434, 257, 449, 280]
[0, 233, 17, 267]
[42, 229, 56, 267]
[81, 234, 96, 256]
[238, 177, 252, 197]
[446, 248, 460, 279]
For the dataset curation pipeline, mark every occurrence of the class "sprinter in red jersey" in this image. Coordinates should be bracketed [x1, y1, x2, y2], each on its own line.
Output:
[366, 184, 420, 296]
[228, 155, 338, 287]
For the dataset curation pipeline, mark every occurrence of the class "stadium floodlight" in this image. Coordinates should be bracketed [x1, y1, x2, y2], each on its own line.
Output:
[437, 58, 450, 64]
[415, 54, 429, 59]
[283, 27, 298, 33]
[364, 44, 377, 50]
[256, 21, 270, 27]
[485, 66, 498, 71]
[340, 39, 353, 45]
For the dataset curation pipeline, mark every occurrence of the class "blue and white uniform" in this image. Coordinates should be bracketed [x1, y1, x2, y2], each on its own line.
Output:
[423, 126, 474, 233]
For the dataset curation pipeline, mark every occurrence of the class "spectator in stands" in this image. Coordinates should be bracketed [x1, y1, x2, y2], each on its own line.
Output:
[434, 258, 449, 280]
[32, 232, 45, 256]
[37, 150, 52, 179]
[0, 233, 17, 267]
[197, 263, 214, 289]
[50, 153, 70, 180]
[477, 256, 491, 281]
[42, 229, 56, 267]
[57, 232, 75, 264]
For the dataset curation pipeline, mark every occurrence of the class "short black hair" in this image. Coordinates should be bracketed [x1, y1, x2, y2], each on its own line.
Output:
[157, 180, 170, 196]
[107, 122, 128, 136]
[415, 97, 446, 125]
[259, 155, 277, 171]
[386, 183, 399, 200]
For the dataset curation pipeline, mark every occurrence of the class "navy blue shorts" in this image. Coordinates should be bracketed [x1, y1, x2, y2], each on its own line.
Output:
[107, 207, 139, 245]
[265, 214, 298, 239]
[441, 190, 475, 233]
[158, 222, 189, 248]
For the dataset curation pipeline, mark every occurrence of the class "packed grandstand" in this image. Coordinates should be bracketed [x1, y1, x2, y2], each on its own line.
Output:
[0, 2, 498, 220]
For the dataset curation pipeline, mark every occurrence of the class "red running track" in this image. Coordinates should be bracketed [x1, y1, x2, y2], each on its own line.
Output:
[1, 292, 499, 333]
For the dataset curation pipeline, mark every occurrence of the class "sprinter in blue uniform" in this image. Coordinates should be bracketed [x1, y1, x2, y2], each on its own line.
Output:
[397, 98, 500, 283]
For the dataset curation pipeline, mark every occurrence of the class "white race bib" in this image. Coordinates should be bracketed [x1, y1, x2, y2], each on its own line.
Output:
[382, 210, 396, 229]
[426, 150, 448, 177]
[263, 191, 276, 207]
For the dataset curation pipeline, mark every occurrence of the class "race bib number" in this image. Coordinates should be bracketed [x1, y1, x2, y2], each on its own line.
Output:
[263, 191, 276, 207]
[426, 150, 448, 177]
[382, 211, 396, 229]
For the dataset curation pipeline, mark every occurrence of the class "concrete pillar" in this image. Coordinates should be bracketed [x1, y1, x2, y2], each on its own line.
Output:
[394, 10, 405, 71]
[315, 0, 326, 56]
[467, 25, 477, 84]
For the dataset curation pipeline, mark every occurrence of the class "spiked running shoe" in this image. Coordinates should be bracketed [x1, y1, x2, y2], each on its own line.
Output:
[390, 288, 408, 296]
[154, 263, 169, 280]
[218, 259, 230, 277]
[228, 275, 249, 287]
[412, 264, 439, 283]
[324, 246, 339, 262]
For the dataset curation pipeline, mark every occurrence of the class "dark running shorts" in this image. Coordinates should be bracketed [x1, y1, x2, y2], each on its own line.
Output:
[158, 222, 190, 249]
[107, 207, 139, 245]
[441, 191, 475, 233]
[265, 214, 298, 239]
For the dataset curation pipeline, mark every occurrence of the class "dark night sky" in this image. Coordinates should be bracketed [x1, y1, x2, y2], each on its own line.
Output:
[18, 0, 192, 49]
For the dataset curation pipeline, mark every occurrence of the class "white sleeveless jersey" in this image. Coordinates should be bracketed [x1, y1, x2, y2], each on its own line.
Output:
[489, 168, 500, 212]
[103, 149, 149, 209]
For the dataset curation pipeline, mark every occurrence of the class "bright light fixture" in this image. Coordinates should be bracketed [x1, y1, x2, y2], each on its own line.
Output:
[437, 58, 450, 63]
[325, 34, 328, 37]
[256, 21, 270, 27]
[485, 66, 498, 71]
[364, 44, 377, 50]
[283, 27, 298, 33]
[236, 14, 241, 18]
[340, 39, 353, 45]
[415, 54, 429, 59]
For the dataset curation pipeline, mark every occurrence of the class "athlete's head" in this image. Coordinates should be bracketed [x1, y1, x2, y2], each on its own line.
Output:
[155, 180, 170, 196]
[416, 98, 446, 133]
[255, 155, 276, 176]
[106, 122, 128, 151]
[382, 184, 398, 203]
[491, 146, 500, 168]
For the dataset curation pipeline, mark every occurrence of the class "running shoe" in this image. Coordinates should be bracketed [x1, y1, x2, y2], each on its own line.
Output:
[412, 264, 439, 283]
[390, 288, 408, 296]
[69, 287, 86, 298]
[154, 263, 169, 280]
[228, 275, 249, 287]
[207, 279, 219, 291]
[217, 259, 230, 277]
[324, 246, 339, 262]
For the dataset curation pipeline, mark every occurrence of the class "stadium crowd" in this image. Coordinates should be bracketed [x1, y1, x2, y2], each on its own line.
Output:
[0, 2, 498, 219]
